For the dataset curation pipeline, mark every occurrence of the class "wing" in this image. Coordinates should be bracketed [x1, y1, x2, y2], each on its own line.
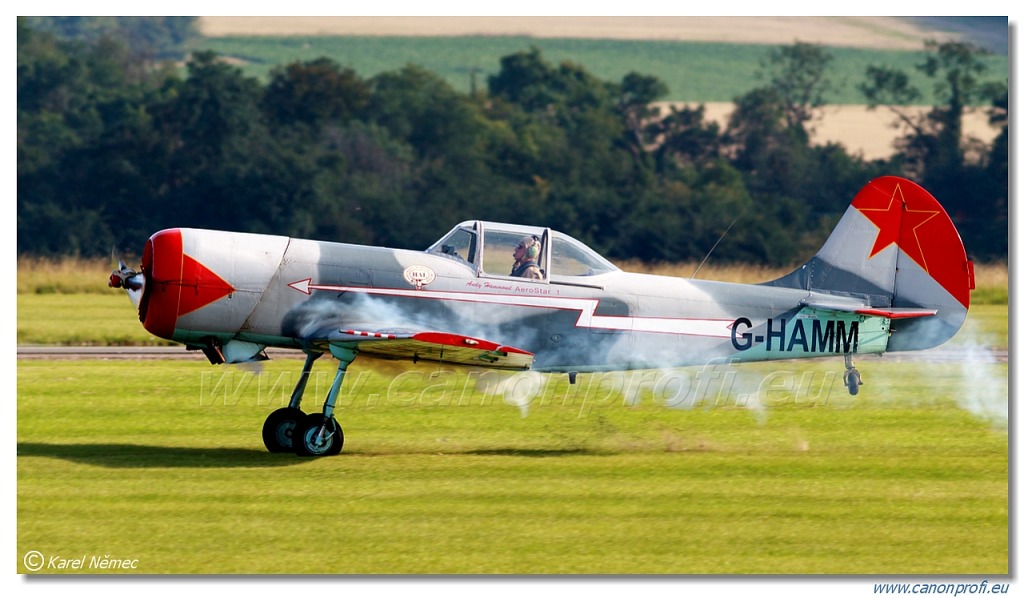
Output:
[311, 327, 533, 370]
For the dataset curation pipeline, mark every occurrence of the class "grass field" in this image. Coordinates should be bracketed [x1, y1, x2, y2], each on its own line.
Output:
[17, 354, 1009, 574]
[15, 259, 1010, 575]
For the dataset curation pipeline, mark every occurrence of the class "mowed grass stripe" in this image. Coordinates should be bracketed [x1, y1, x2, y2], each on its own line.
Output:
[18, 358, 1007, 574]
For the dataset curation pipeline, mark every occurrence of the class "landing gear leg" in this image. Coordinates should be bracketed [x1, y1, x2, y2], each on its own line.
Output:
[294, 346, 356, 457]
[843, 353, 862, 396]
[262, 351, 322, 453]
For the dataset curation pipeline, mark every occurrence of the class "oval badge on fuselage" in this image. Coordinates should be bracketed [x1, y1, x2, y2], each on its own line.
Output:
[403, 265, 436, 290]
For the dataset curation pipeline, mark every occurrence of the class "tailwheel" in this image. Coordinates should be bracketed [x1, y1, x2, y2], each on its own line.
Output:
[843, 368, 862, 396]
[842, 353, 862, 396]
[262, 407, 305, 453]
[294, 413, 344, 457]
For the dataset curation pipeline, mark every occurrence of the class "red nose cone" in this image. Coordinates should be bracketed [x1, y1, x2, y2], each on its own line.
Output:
[141, 229, 235, 340]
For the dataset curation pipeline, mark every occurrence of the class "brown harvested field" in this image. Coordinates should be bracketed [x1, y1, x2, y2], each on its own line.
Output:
[197, 16, 958, 50]
[196, 17, 996, 160]
[666, 102, 998, 161]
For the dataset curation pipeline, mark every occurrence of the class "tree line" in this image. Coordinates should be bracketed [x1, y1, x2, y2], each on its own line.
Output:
[17, 18, 1008, 264]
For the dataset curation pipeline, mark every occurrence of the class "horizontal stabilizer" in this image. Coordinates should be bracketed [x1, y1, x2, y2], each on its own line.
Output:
[853, 307, 937, 319]
[800, 298, 937, 320]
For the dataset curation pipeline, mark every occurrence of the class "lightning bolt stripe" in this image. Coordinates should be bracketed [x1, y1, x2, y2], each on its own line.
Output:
[288, 278, 734, 339]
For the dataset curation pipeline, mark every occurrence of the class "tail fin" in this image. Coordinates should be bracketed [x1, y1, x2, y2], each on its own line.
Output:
[768, 176, 974, 351]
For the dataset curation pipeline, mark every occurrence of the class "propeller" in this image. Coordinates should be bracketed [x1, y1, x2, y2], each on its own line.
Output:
[108, 248, 146, 310]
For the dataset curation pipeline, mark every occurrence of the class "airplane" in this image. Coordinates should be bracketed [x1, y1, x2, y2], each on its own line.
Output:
[109, 176, 973, 456]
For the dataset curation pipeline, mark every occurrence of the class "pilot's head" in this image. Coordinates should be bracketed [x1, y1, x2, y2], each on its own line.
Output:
[514, 235, 541, 261]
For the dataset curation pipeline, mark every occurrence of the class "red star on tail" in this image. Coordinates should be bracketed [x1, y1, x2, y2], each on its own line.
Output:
[855, 182, 940, 272]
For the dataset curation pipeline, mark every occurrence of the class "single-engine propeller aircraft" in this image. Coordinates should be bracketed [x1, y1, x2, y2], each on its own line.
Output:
[110, 176, 973, 456]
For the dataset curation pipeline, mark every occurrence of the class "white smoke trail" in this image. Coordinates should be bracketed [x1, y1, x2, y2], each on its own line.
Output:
[499, 371, 546, 417]
[645, 360, 769, 424]
[953, 318, 1008, 428]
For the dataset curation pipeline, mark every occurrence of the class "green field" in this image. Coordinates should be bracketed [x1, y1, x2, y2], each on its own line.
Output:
[16, 304, 1009, 574]
[16, 273, 1010, 574]
[195, 36, 1009, 104]
[16, 358, 1009, 574]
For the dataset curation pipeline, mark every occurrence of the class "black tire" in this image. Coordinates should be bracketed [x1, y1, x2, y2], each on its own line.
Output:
[844, 370, 861, 396]
[262, 407, 305, 453]
[293, 413, 344, 457]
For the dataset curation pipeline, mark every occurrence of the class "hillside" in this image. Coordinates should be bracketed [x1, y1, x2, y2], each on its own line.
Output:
[195, 16, 1005, 160]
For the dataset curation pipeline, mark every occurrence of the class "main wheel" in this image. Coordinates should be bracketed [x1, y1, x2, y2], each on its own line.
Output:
[293, 413, 344, 457]
[262, 407, 305, 453]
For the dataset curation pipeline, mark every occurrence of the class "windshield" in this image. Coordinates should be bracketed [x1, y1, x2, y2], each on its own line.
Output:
[549, 232, 618, 277]
[427, 225, 477, 266]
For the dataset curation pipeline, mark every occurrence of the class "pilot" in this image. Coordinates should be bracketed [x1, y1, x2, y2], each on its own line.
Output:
[511, 235, 543, 279]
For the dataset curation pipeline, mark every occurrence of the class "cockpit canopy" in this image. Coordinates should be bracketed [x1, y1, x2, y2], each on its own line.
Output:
[426, 221, 619, 280]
